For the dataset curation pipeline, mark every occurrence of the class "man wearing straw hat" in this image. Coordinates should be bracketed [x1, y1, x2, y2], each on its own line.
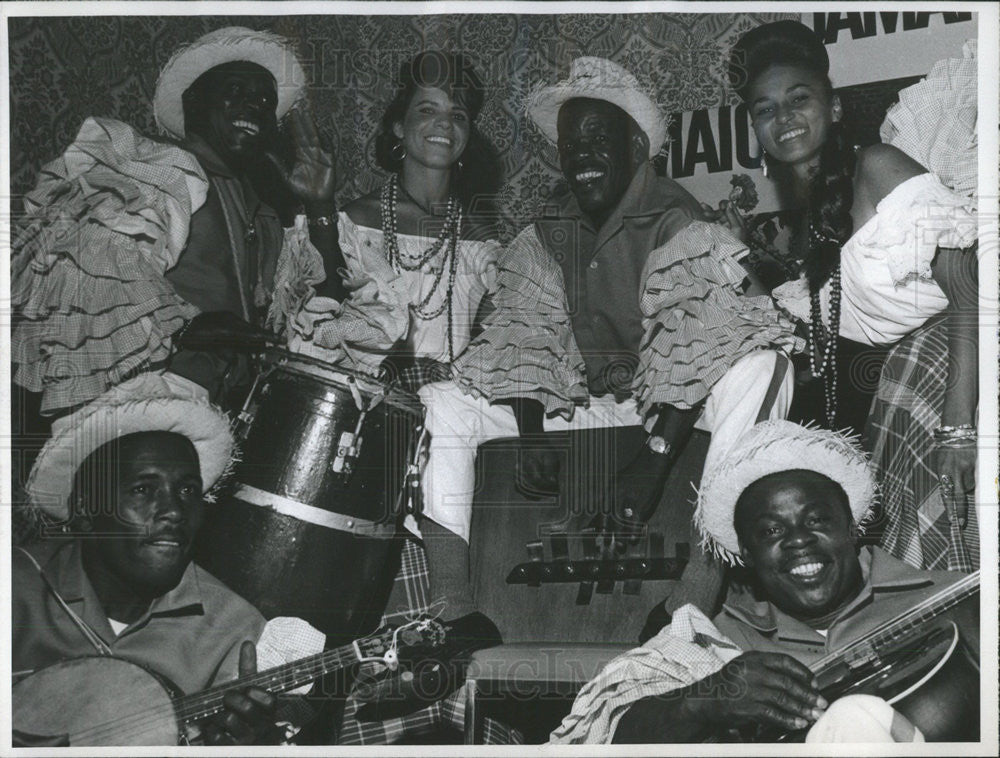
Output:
[549, 421, 979, 744]
[12, 374, 325, 745]
[12, 26, 346, 418]
[413, 57, 801, 634]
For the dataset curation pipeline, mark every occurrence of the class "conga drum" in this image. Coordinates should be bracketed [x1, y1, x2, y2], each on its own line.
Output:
[195, 353, 422, 645]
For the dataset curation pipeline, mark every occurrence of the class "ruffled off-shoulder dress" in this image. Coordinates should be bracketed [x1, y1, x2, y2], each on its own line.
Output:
[774, 42, 979, 572]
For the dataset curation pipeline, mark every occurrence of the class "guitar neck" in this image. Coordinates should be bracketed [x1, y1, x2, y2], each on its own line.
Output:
[811, 570, 979, 675]
[173, 640, 359, 724]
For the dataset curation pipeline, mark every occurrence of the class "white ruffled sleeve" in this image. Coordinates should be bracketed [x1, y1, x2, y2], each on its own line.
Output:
[880, 40, 977, 198]
[451, 225, 588, 419]
[267, 214, 328, 336]
[12, 117, 207, 416]
[284, 213, 410, 376]
[858, 174, 977, 286]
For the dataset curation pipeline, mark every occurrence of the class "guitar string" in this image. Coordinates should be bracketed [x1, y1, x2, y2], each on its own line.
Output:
[72, 646, 357, 743]
[811, 571, 979, 674]
[73, 619, 440, 744]
[69, 640, 367, 743]
[173, 616, 438, 723]
[809, 570, 979, 675]
[50, 573, 979, 742]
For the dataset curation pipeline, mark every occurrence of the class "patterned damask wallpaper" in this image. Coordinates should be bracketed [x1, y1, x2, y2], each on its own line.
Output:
[8, 12, 797, 240]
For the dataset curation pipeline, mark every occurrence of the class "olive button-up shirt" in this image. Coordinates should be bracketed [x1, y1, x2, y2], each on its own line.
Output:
[536, 162, 704, 397]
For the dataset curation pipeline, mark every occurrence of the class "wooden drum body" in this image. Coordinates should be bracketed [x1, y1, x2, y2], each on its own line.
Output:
[196, 357, 420, 645]
[470, 427, 717, 645]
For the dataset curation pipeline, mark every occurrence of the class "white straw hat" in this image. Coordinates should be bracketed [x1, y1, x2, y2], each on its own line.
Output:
[527, 56, 667, 158]
[25, 373, 235, 519]
[696, 420, 877, 565]
[153, 26, 306, 139]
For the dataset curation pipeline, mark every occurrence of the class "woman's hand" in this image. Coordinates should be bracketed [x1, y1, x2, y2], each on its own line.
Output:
[701, 199, 748, 244]
[266, 107, 336, 212]
[932, 443, 976, 527]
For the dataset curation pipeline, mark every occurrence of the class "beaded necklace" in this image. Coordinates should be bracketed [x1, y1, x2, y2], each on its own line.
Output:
[807, 224, 843, 427]
[380, 174, 462, 363]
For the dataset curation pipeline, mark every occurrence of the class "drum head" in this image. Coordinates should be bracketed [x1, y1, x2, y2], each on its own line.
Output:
[264, 349, 421, 415]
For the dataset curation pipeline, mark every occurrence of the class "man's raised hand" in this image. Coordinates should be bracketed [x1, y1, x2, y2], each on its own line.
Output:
[266, 107, 337, 212]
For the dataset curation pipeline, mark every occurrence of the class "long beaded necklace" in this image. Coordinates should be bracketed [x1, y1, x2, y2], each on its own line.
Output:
[380, 173, 462, 363]
[807, 224, 843, 427]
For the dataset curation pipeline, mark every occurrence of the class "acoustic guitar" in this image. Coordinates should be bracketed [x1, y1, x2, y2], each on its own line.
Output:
[766, 570, 980, 742]
[12, 617, 445, 746]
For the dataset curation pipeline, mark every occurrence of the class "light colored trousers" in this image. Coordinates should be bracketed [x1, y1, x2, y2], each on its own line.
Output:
[417, 350, 793, 542]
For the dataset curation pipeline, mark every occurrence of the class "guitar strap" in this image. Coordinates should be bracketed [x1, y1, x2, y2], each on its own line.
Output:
[17, 547, 114, 657]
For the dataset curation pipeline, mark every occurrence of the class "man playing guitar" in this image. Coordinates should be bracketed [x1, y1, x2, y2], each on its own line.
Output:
[12, 375, 324, 746]
[551, 420, 979, 744]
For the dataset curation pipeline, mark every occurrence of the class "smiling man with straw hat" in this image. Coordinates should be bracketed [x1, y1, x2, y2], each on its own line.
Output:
[12, 26, 347, 419]
[404, 55, 801, 649]
[12, 373, 327, 745]
[550, 420, 979, 745]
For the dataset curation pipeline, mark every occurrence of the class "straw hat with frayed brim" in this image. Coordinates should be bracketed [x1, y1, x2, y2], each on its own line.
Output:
[527, 56, 667, 159]
[154, 26, 306, 139]
[695, 420, 877, 565]
[25, 373, 235, 520]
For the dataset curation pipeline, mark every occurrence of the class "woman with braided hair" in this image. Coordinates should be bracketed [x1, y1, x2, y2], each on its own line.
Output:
[728, 21, 979, 572]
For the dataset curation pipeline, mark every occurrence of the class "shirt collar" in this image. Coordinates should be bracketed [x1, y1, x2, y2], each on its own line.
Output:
[720, 546, 932, 641]
[35, 540, 86, 603]
[551, 162, 665, 220]
[182, 134, 279, 221]
[549, 162, 688, 245]
[45, 540, 205, 618]
[182, 132, 238, 179]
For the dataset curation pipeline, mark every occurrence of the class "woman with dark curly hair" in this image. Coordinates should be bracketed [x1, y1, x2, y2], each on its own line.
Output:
[338, 51, 501, 390]
[298, 52, 506, 719]
[728, 21, 979, 572]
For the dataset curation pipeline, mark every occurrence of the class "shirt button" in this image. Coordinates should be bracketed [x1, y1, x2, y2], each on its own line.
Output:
[589, 260, 598, 269]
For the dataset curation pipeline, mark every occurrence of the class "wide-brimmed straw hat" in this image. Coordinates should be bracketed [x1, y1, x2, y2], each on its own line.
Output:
[527, 56, 667, 158]
[154, 26, 306, 139]
[25, 373, 235, 519]
[696, 420, 876, 564]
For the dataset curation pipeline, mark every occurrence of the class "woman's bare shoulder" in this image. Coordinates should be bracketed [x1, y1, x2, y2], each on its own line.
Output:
[342, 191, 381, 229]
[854, 144, 927, 206]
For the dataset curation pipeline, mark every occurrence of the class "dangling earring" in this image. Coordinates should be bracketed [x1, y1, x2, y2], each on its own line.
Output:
[760, 152, 769, 178]
[456, 159, 464, 173]
[391, 141, 406, 161]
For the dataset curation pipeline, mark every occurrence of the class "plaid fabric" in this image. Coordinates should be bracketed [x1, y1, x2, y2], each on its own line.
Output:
[866, 319, 978, 572]
[394, 359, 454, 395]
[336, 539, 522, 745]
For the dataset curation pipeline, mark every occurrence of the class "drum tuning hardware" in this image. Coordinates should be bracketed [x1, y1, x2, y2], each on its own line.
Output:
[332, 410, 368, 479]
